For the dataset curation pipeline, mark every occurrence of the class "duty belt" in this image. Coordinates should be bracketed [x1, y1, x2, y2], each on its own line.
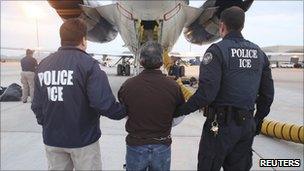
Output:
[204, 106, 254, 125]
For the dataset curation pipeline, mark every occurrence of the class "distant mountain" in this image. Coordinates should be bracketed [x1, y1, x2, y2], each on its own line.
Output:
[262, 45, 303, 53]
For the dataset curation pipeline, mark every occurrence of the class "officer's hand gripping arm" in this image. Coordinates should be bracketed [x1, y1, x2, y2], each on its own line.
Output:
[176, 45, 222, 116]
[173, 87, 186, 118]
[87, 63, 126, 120]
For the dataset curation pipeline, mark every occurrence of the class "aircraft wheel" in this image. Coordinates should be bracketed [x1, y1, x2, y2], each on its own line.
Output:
[117, 64, 123, 76]
[179, 66, 185, 77]
[168, 66, 174, 76]
[125, 65, 131, 76]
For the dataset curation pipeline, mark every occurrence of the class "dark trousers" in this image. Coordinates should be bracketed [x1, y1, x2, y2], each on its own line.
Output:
[197, 116, 256, 171]
[126, 144, 171, 171]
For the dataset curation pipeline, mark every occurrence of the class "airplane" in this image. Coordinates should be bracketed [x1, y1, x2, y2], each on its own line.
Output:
[47, 0, 254, 76]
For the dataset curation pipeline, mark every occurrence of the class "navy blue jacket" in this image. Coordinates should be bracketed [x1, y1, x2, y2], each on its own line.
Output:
[31, 46, 126, 148]
[21, 56, 38, 72]
[176, 31, 274, 122]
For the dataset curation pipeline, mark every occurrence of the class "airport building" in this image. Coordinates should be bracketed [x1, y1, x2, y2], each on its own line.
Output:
[262, 45, 304, 64]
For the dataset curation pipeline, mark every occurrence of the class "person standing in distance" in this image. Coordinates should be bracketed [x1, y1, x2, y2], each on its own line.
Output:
[31, 18, 126, 170]
[175, 6, 274, 171]
[20, 49, 38, 103]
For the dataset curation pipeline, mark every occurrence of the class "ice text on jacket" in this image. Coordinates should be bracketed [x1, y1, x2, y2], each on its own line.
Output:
[38, 70, 74, 101]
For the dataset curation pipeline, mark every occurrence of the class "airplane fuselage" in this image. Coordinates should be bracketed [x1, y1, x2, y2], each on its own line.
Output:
[94, 0, 199, 54]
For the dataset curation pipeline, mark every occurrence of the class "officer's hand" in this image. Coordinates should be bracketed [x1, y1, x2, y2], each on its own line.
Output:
[255, 119, 263, 135]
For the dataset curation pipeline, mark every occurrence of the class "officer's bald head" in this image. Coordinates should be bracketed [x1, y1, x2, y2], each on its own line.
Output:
[220, 6, 245, 32]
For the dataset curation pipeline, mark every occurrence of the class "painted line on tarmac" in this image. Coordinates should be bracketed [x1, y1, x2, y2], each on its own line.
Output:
[252, 149, 276, 171]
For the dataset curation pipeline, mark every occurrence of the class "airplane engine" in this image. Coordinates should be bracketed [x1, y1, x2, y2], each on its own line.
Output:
[184, 0, 253, 45]
[48, 0, 118, 43]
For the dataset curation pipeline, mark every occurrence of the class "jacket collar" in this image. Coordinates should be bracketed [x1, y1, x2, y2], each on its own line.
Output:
[58, 46, 88, 55]
[223, 31, 244, 40]
[141, 69, 162, 75]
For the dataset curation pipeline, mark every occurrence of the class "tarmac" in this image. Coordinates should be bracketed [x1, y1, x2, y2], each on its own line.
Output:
[1, 62, 303, 170]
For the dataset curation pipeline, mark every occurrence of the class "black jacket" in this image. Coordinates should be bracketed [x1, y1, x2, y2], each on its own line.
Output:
[21, 56, 38, 72]
[31, 46, 126, 148]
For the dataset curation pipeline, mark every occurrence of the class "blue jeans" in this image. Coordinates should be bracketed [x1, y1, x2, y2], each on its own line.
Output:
[126, 144, 171, 171]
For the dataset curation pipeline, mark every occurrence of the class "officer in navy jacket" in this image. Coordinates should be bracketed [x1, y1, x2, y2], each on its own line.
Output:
[176, 7, 274, 171]
[31, 18, 126, 170]
[20, 49, 38, 102]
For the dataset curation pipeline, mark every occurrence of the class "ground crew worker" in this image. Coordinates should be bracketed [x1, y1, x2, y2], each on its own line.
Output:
[118, 41, 185, 171]
[20, 49, 37, 103]
[31, 18, 126, 170]
[175, 7, 274, 171]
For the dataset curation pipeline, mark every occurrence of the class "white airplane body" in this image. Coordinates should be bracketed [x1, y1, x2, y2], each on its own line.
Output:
[48, 0, 253, 74]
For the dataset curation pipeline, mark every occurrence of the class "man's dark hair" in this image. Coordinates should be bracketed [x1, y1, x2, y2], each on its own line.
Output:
[140, 41, 163, 69]
[26, 49, 34, 57]
[220, 6, 245, 31]
[60, 18, 87, 46]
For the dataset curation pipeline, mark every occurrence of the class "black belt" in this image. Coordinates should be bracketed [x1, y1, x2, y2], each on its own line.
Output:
[204, 106, 253, 125]
[129, 135, 171, 142]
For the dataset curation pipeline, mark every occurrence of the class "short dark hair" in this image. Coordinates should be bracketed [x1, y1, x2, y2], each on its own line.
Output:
[220, 6, 245, 31]
[140, 41, 163, 69]
[26, 49, 34, 56]
[60, 18, 87, 46]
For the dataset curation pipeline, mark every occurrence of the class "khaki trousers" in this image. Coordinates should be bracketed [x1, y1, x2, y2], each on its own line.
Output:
[45, 141, 102, 170]
[20, 71, 35, 102]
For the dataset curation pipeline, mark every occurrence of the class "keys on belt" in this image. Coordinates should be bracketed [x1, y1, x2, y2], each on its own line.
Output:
[210, 114, 219, 137]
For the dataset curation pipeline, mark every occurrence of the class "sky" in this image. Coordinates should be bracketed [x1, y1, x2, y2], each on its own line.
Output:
[1, 1, 303, 56]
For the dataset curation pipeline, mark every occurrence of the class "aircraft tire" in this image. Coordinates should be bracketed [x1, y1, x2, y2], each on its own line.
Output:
[180, 66, 185, 77]
[168, 66, 174, 76]
[117, 64, 123, 76]
[125, 65, 131, 76]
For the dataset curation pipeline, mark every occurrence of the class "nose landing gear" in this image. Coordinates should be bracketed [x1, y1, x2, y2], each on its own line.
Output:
[117, 64, 131, 76]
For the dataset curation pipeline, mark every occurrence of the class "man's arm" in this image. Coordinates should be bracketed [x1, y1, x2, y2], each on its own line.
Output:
[173, 86, 185, 117]
[254, 53, 274, 134]
[175, 44, 222, 116]
[31, 74, 44, 125]
[87, 62, 126, 120]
